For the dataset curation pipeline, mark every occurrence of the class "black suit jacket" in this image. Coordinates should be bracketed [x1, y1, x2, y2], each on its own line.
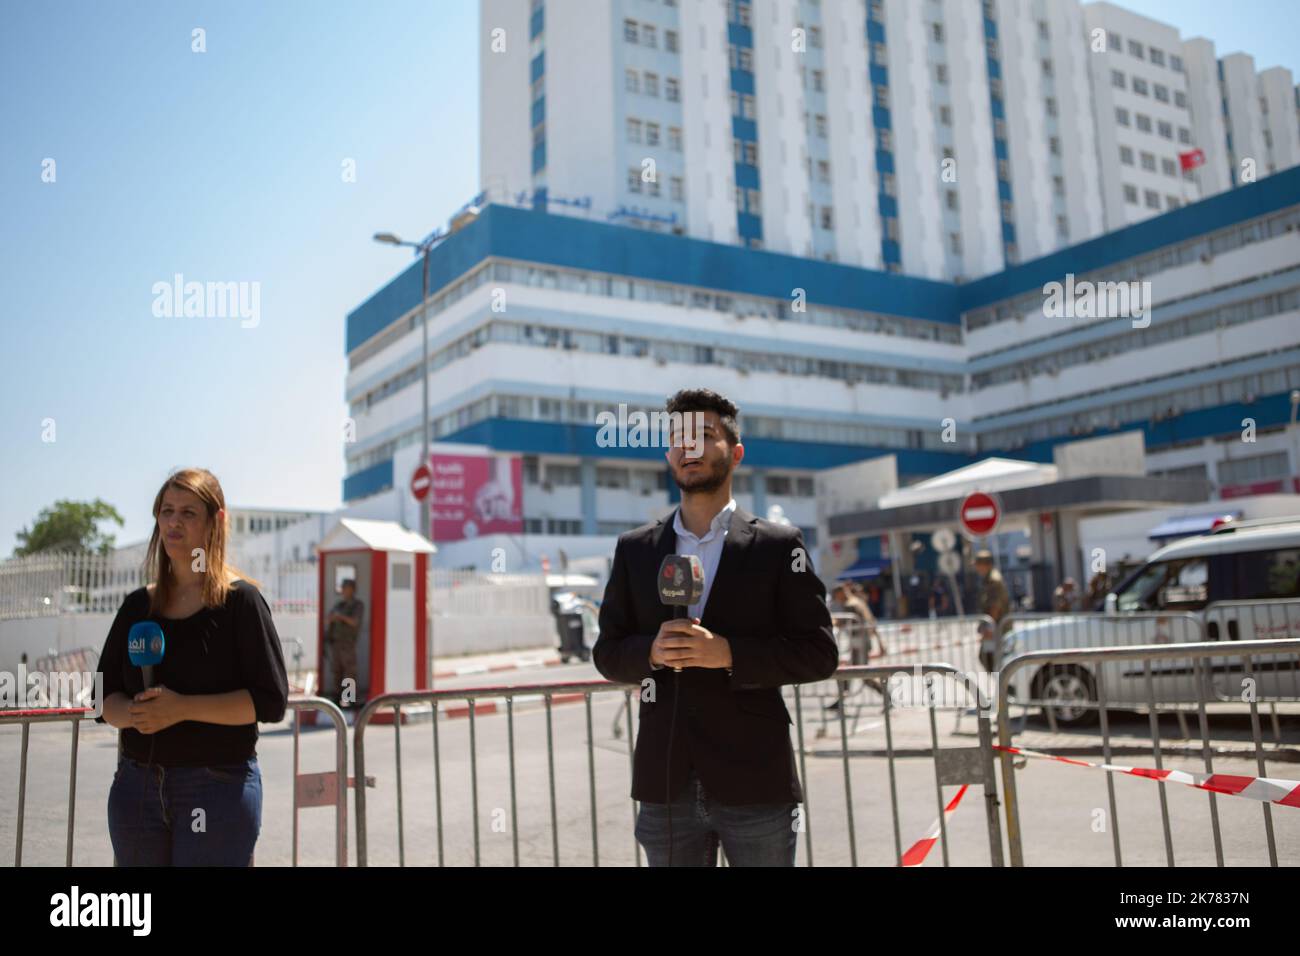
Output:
[593, 506, 838, 805]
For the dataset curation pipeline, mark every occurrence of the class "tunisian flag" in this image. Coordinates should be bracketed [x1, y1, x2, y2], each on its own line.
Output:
[1179, 148, 1206, 171]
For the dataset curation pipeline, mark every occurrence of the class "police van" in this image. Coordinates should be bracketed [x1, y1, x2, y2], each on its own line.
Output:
[1002, 517, 1300, 725]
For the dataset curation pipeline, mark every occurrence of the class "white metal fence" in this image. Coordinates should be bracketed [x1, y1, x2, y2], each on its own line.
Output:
[0, 552, 552, 621]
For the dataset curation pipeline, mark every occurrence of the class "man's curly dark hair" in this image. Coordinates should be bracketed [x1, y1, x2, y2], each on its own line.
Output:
[665, 388, 741, 445]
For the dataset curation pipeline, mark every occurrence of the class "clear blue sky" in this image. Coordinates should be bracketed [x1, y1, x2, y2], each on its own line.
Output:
[0, 1, 1295, 555]
[1, 1, 478, 552]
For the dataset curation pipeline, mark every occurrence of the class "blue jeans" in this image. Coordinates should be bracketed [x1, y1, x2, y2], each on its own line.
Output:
[635, 769, 799, 867]
[107, 755, 262, 866]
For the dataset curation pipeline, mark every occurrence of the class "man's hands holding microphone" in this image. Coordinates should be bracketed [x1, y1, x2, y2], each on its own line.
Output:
[650, 617, 733, 671]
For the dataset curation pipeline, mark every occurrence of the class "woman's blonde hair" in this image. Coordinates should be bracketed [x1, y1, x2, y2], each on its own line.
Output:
[143, 468, 255, 614]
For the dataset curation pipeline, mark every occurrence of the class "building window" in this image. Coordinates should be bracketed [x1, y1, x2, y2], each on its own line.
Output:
[949, 231, 962, 254]
[814, 113, 828, 137]
[936, 63, 948, 85]
[623, 19, 638, 43]
[644, 72, 658, 97]
[1154, 83, 1169, 103]
[1136, 113, 1152, 132]
[1123, 184, 1138, 204]
[811, 70, 824, 92]
[625, 69, 639, 93]
[1119, 145, 1134, 165]
[1116, 107, 1130, 126]
[1127, 39, 1143, 58]
[1045, 96, 1057, 117]
[820, 206, 833, 230]
[939, 105, 952, 125]
[1108, 31, 1122, 52]
[643, 24, 657, 48]
[1048, 136, 1060, 155]
[1178, 127, 1191, 144]
[1170, 53, 1183, 72]
[1161, 157, 1177, 177]
[670, 176, 684, 201]
[1132, 77, 1148, 96]
[945, 188, 958, 210]
[1052, 175, 1064, 196]
[1144, 189, 1160, 209]
[1111, 69, 1126, 89]
[1140, 151, 1155, 171]
[626, 118, 642, 143]
[627, 167, 642, 193]
[646, 122, 660, 146]
[669, 126, 682, 151]
[665, 77, 679, 102]
[1157, 120, 1172, 139]
[931, 22, 943, 42]
[1041, 58, 1053, 77]
[665, 29, 678, 53]
[1149, 47, 1165, 66]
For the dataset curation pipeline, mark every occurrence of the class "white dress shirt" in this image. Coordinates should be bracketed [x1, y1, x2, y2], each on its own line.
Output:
[650, 498, 738, 673]
[671, 497, 737, 621]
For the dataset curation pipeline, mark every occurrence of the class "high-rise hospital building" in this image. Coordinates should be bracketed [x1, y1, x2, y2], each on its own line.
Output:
[341, 0, 1300, 578]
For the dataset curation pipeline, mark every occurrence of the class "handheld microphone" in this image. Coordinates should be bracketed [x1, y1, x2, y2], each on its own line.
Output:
[127, 621, 165, 689]
[655, 553, 704, 867]
[657, 554, 705, 671]
[126, 620, 166, 823]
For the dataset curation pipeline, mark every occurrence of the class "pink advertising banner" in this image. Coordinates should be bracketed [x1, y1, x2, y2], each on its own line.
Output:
[428, 454, 524, 542]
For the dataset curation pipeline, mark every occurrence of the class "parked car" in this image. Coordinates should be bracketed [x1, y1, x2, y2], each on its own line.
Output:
[1002, 517, 1300, 726]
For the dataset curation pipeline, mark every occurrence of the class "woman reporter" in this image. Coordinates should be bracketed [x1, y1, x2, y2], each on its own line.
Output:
[96, 468, 288, 866]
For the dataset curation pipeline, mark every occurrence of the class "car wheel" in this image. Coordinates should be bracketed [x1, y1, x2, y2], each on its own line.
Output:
[1033, 665, 1098, 728]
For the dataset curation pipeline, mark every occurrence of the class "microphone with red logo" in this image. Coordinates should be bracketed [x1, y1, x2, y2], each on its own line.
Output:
[658, 555, 704, 673]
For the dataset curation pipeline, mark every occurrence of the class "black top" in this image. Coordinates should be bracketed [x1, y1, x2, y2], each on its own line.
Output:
[95, 580, 289, 766]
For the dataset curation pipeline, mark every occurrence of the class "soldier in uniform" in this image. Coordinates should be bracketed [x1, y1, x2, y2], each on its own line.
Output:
[325, 579, 364, 707]
[974, 550, 1009, 671]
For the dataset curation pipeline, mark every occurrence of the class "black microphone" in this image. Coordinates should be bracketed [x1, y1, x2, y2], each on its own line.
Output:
[658, 554, 705, 670]
[655, 553, 704, 867]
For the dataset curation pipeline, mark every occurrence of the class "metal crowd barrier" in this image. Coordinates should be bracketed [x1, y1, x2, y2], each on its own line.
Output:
[285, 697, 350, 866]
[1, 706, 89, 866]
[1, 696, 348, 866]
[997, 638, 1300, 867]
[352, 664, 1004, 867]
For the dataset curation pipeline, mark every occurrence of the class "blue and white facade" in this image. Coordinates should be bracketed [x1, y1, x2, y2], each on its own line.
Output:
[481, 0, 1107, 280]
[343, 163, 1300, 571]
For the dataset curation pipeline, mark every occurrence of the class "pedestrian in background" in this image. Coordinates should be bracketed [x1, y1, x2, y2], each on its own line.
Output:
[974, 550, 1009, 671]
[325, 579, 364, 707]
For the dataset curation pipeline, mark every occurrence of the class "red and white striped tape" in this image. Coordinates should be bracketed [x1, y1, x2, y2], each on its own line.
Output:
[994, 744, 1300, 809]
[901, 784, 969, 867]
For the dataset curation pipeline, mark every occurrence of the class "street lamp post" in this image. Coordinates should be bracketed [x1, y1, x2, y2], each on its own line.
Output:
[373, 231, 436, 541]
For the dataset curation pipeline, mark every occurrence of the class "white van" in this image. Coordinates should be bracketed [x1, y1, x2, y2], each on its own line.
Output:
[1002, 517, 1300, 725]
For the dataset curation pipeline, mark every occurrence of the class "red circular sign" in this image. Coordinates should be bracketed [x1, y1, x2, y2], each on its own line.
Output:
[960, 491, 1001, 537]
[411, 464, 432, 501]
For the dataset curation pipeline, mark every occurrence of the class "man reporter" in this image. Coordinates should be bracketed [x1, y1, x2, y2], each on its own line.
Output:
[593, 388, 838, 866]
